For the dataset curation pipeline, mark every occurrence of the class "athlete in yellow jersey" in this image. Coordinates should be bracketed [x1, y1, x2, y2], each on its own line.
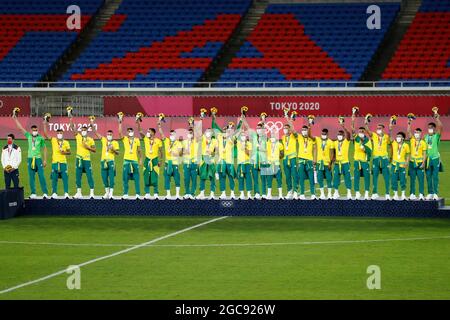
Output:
[92, 123, 119, 199]
[118, 120, 142, 199]
[197, 127, 218, 200]
[351, 114, 372, 200]
[315, 129, 334, 199]
[263, 131, 284, 199]
[182, 126, 201, 199]
[137, 121, 163, 199]
[213, 115, 243, 200]
[158, 121, 183, 200]
[281, 122, 297, 199]
[407, 120, 427, 200]
[236, 131, 253, 199]
[366, 119, 392, 200]
[332, 120, 352, 200]
[69, 117, 96, 199]
[390, 130, 410, 200]
[43, 120, 71, 198]
[296, 123, 316, 200]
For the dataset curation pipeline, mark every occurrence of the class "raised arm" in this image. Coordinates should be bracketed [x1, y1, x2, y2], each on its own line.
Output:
[118, 119, 123, 139]
[136, 119, 145, 139]
[42, 120, 50, 140]
[341, 123, 351, 141]
[91, 121, 102, 140]
[406, 119, 412, 140]
[364, 118, 372, 137]
[69, 117, 77, 137]
[158, 121, 165, 140]
[351, 114, 356, 135]
[435, 115, 443, 135]
[13, 116, 27, 135]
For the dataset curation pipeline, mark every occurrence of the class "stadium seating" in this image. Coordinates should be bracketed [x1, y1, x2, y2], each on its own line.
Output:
[218, 2, 399, 86]
[61, 0, 252, 85]
[382, 0, 450, 84]
[0, 0, 103, 83]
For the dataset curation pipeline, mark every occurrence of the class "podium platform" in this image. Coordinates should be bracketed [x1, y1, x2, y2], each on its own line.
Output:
[22, 198, 449, 218]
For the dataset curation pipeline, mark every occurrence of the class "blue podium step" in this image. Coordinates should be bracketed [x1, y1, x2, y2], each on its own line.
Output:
[22, 199, 448, 218]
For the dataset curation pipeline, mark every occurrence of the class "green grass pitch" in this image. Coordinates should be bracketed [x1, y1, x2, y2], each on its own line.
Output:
[0, 139, 449, 299]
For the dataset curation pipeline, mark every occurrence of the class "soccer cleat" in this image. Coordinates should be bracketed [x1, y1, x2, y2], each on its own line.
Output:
[418, 194, 425, 200]
[51, 193, 58, 199]
[385, 194, 391, 201]
[286, 191, 293, 200]
[332, 190, 340, 200]
[266, 194, 273, 200]
[154, 193, 159, 200]
[346, 190, 352, 200]
[371, 193, 379, 200]
[319, 193, 327, 200]
[73, 192, 82, 199]
[255, 193, 261, 200]
[247, 191, 253, 200]
[355, 192, 361, 200]
[299, 194, 306, 200]
[108, 188, 114, 199]
[122, 194, 129, 200]
[327, 189, 332, 199]
[219, 192, 227, 200]
[43, 194, 50, 199]
[310, 195, 317, 200]
[409, 194, 417, 200]
[293, 192, 298, 200]
[145, 193, 151, 200]
[364, 192, 370, 200]
[426, 194, 433, 200]
[393, 194, 400, 201]
[401, 191, 406, 201]
[211, 193, 219, 200]
[137, 195, 144, 200]
[230, 191, 236, 200]
[29, 194, 37, 199]
[89, 189, 95, 199]
[64, 193, 70, 199]
[433, 194, 439, 201]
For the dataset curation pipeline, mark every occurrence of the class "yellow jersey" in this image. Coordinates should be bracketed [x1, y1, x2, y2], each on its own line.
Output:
[143, 137, 162, 160]
[237, 140, 252, 164]
[217, 134, 235, 164]
[333, 139, 350, 163]
[297, 135, 315, 161]
[371, 133, 390, 158]
[353, 136, 372, 162]
[122, 136, 140, 162]
[182, 138, 201, 164]
[267, 139, 283, 165]
[392, 141, 410, 164]
[101, 137, 119, 161]
[282, 134, 297, 159]
[163, 138, 182, 164]
[315, 137, 333, 165]
[51, 137, 70, 164]
[75, 134, 95, 161]
[409, 138, 427, 161]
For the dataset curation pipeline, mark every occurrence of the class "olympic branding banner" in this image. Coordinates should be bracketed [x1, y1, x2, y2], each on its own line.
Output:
[0, 96, 31, 116]
[1, 116, 449, 140]
[103, 95, 449, 117]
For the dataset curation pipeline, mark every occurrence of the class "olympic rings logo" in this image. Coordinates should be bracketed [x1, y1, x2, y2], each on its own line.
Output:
[265, 121, 283, 134]
[221, 200, 234, 208]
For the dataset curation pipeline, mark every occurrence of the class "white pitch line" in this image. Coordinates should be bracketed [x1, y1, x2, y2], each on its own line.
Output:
[1, 235, 449, 249]
[0, 216, 228, 295]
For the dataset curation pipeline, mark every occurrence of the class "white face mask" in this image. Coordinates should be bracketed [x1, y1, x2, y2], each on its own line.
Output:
[257, 129, 264, 136]
[32, 131, 38, 137]
[169, 135, 176, 142]
[270, 137, 277, 143]
[283, 129, 289, 135]
[146, 132, 152, 138]
[321, 134, 327, 140]
[428, 128, 434, 134]
[187, 133, 193, 139]
[414, 133, 421, 139]
[240, 136, 247, 142]
[396, 137, 403, 143]
[301, 130, 308, 137]
[358, 133, 365, 139]
[81, 131, 87, 137]
[337, 135, 344, 141]
[205, 131, 212, 138]
[128, 131, 134, 137]
[376, 129, 383, 135]
[57, 133, 63, 140]
[107, 135, 113, 141]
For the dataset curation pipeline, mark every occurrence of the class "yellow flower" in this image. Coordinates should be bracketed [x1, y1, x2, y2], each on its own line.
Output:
[89, 115, 96, 122]
[260, 112, 267, 121]
[352, 106, 359, 115]
[12, 107, 21, 117]
[365, 113, 373, 123]
[44, 113, 52, 122]
[158, 113, 166, 122]
[210, 107, 218, 115]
